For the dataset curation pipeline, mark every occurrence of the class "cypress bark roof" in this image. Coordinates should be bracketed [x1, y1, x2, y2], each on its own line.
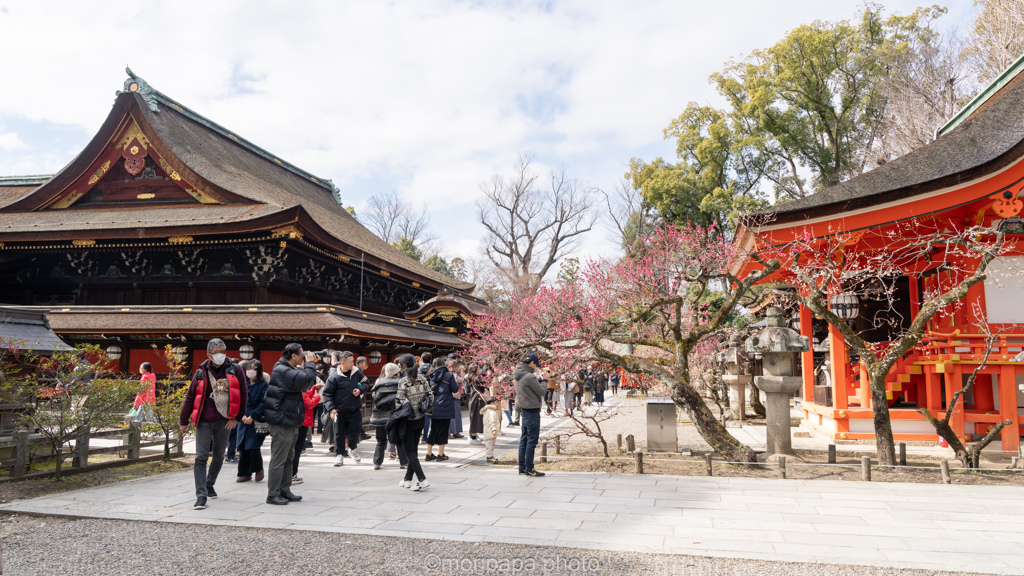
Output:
[766, 67, 1024, 224]
[0, 75, 473, 292]
[0, 306, 72, 354]
[39, 305, 467, 346]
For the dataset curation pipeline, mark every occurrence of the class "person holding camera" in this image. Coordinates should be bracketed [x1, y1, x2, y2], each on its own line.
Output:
[515, 352, 547, 477]
[291, 377, 322, 484]
[264, 344, 318, 505]
[323, 350, 368, 466]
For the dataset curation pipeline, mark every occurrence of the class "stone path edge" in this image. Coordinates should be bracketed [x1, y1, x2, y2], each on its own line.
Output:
[1, 501, 1011, 576]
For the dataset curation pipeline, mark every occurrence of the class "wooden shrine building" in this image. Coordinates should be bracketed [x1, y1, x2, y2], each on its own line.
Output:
[735, 56, 1024, 452]
[0, 69, 486, 377]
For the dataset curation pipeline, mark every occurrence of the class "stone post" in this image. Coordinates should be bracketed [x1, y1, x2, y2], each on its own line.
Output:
[73, 427, 90, 468]
[127, 422, 141, 461]
[11, 430, 29, 478]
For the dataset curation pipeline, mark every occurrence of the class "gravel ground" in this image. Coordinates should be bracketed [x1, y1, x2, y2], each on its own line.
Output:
[0, 514, 988, 576]
[539, 394, 711, 455]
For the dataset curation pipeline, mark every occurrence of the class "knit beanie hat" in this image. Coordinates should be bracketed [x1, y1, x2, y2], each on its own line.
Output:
[383, 362, 401, 378]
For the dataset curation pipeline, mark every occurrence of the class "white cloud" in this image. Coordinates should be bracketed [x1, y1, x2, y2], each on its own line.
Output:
[0, 130, 27, 152]
[0, 0, 975, 273]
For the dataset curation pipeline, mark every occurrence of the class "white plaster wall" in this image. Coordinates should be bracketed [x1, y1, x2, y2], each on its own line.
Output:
[984, 256, 1024, 323]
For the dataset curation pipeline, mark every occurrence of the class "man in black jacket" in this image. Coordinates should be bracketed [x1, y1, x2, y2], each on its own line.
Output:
[323, 351, 367, 466]
[264, 343, 318, 505]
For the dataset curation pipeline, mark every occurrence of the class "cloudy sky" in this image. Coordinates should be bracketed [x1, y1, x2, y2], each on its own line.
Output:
[0, 0, 976, 263]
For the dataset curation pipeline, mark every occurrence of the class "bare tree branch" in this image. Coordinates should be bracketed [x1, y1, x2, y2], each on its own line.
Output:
[478, 153, 598, 296]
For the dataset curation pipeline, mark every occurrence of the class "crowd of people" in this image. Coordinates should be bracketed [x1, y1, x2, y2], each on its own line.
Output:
[173, 338, 615, 510]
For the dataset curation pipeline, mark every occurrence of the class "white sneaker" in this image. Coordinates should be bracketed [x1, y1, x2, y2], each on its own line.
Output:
[411, 480, 430, 492]
[348, 448, 361, 463]
[333, 455, 344, 467]
[398, 479, 412, 488]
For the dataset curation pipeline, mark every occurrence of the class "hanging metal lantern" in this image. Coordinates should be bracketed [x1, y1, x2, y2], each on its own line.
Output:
[829, 293, 860, 320]
[239, 344, 255, 360]
[106, 345, 122, 360]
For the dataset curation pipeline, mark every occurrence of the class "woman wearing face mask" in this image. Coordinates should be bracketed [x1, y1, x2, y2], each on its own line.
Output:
[236, 359, 270, 483]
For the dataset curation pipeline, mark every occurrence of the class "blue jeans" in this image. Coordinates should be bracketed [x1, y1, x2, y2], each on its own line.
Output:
[518, 409, 541, 473]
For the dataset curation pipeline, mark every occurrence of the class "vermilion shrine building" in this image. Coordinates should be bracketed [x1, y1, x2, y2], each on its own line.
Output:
[0, 70, 485, 377]
[735, 57, 1024, 452]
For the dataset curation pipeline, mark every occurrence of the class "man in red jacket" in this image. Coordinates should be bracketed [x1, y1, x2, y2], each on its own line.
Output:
[179, 338, 248, 510]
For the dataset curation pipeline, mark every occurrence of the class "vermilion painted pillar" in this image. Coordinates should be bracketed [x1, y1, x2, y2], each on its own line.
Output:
[909, 274, 920, 321]
[999, 365, 1020, 451]
[923, 366, 940, 411]
[858, 362, 871, 408]
[947, 365, 967, 442]
[973, 374, 995, 412]
[800, 305, 814, 403]
[829, 324, 848, 410]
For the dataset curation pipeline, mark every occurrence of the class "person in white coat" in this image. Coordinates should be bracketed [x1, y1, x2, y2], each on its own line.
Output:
[481, 398, 501, 463]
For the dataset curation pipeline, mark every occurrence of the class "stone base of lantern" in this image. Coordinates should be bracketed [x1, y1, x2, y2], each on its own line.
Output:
[722, 374, 751, 422]
[754, 375, 802, 455]
[759, 452, 807, 463]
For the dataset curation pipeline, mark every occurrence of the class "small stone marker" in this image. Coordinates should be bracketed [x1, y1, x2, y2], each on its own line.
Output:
[635, 451, 644, 474]
[899, 442, 907, 466]
[862, 456, 871, 481]
[778, 455, 787, 479]
[828, 444, 836, 464]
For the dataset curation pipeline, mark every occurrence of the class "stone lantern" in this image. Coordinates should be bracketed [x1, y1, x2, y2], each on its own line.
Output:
[717, 334, 752, 422]
[745, 306, 810, 455]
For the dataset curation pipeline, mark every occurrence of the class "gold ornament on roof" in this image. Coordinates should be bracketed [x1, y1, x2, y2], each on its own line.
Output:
[168, 236, 193, 244]
[158, 159, 182, 181]
[88, 161, 111, 185]
[72, 239, 96, 247]
[117, 121, 151, 152]
[271, 225, 303, 240]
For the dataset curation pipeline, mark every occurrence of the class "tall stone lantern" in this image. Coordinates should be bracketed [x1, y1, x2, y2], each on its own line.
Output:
[717, 334, 752, 422]
[745, 306, 810, 455]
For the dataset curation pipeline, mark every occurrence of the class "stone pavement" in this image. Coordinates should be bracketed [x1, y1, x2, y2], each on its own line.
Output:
[5, 424, 1024, 575]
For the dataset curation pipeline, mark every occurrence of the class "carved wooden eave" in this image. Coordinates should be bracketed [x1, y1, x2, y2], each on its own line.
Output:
[0, 69, 475, 294]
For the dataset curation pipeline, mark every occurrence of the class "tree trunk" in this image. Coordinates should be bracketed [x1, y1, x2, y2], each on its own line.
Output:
[749, 381, 766, 418]
[919, 407, 972, 468]
[869, 372, 897, 466]
[53, 452, 64, 480]
[672, 377, 757, 462]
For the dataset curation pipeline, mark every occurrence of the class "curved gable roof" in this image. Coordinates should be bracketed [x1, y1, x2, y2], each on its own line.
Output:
[0, 75, 474, 292]
[765, 67, 1024, 225]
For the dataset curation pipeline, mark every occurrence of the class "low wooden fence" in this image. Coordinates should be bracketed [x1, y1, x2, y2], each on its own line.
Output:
[0, 424, 180, 480]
